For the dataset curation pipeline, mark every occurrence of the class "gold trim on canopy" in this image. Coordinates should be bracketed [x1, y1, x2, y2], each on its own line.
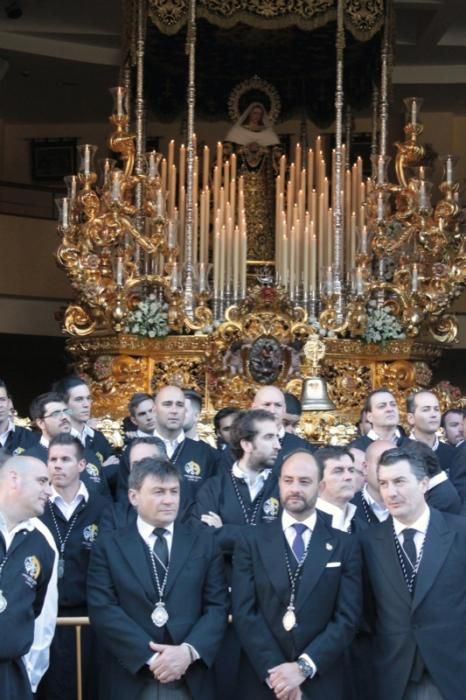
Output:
[147, 0, 385, 40]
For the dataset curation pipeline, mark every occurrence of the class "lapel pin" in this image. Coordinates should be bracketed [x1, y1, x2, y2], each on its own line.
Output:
[326, 542, 333, 551]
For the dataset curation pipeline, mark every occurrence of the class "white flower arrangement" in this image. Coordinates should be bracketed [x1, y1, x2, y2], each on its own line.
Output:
[125, 294, 169, 338]
[363, 306, 405, 344]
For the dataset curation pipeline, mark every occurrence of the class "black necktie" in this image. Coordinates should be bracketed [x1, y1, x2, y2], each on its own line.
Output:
[402, 528, 417, 570]
[153, 527, 169, 568]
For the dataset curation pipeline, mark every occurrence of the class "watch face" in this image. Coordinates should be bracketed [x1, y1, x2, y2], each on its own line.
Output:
[298, 659, 312, 678]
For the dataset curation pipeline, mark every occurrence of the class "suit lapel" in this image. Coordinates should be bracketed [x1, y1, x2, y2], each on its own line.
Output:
[165, 523, 196, 595]
[117, 523, 155, 602]
[295, 517, 335, 612]
[412, 509, 455, 611]
[372, 518, 412, 606]
[258, 520, 291, 607]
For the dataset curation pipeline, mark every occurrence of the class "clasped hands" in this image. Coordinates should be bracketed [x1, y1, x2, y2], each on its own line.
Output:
[148, 642, 191, 683]
[267, 662, 304, 700]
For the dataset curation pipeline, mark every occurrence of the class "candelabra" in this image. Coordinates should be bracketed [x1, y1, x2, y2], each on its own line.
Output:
[317, 97, 465, 342]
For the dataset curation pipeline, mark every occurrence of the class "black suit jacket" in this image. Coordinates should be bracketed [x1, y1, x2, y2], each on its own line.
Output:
[87, 521, 228, 700]
[231, 517, 362, 699]
[360, 509, 466, 700]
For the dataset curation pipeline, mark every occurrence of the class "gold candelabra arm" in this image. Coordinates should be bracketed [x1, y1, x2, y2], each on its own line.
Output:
[63, 304, 99, 336]
[108, 114, 135, 178]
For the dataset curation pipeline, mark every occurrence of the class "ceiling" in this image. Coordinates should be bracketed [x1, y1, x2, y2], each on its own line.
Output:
[0, 0, 464, 124]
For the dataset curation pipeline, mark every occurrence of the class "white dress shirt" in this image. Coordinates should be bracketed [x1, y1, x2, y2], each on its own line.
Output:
[367, 427, 401, 443]
[282, 510, 316, 552]
[0, 514, 58, 692]
[409, 431, 440, 451]
[316, 497, 357, 532]
[49, 482, 89, 521]
[362, 484, 389, 522]
[232, 462, 271, 501]
[152, 429, 185, 460]
[393, 506, 430, 560]
[0, 418, 15, 447]
[71, 423, 95, 446]
[136, 516, 174, 555]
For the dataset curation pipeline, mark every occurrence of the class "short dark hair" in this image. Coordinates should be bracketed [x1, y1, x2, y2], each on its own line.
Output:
[377, 446, 428, 481]
[284, 392, 302, 417]
[281, 448, 323, 479]
[128, 392, 154, 417]
[0, 378, 9, 397]
[406, 390, 437, 415]
[128, 457, 180, 491]
[183, 389, 202, 411]
[229, 409, 276, 460]
[52, 376, 88, 403]
[30, 392, 66, 422]
[213, 407, 240, 433]
[407, 441, 441, 478]
[314, 446, 354, 475]
[128, 436, 167, 460]
[441, 408, 464, 428]
[48, 433, 84, 460]
[363, 388, 395, 413]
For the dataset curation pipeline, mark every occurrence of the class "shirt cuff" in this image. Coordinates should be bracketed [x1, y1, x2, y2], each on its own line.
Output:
[183, 642, 200, 663]
[299, 654, 317, 679]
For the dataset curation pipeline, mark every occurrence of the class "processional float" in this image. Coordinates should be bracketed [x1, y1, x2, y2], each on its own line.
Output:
[55, 0, 465, 443]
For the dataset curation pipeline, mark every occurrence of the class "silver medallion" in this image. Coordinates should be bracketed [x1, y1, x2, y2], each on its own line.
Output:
[0, 590, 7, 614]
[57, 558, 65, 579]
[282, 607, 296, 632]
[151, 601, 169, 628]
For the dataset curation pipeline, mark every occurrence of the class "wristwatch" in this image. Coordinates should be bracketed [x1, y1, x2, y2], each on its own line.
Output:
[297, 657, 313, 679]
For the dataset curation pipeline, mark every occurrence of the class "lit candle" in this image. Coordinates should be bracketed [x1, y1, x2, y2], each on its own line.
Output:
[410, 99, 417, 126]
[411, 263, 418, 292]
[61, 197, 70, 229]
[148, 151, 158, 178]
[116, 256, 124, 286]
[111, 171, 122, 202]
[446, 156, 453, 186]
[361, 225, 368, 254]
[84, 145, 91, 175]
[356, 266, 363, 296]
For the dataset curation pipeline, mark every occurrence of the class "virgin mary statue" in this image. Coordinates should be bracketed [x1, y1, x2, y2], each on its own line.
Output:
[225, 102, 281, 261]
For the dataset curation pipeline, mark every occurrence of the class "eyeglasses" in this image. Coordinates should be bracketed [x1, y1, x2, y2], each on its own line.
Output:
[43, 408, 72, 419]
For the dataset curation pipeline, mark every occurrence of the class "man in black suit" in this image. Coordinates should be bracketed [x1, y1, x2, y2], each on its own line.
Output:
[88, 458, 228, 700]
[118, 385, 218, 521]
[193, 409, 281, 700]
[441, 408, 464, 448]
[0, 378, 37, 454]
[350, 388, 407, 451]
[361, 446, 466, 700]
[221, 386, 315, 472]
[406, 390, 454, 472]
[232, 449, 362, 700]
[353, 440, 392, 526]
[0, 455, 58, 700]
[315, 446, 361, 533]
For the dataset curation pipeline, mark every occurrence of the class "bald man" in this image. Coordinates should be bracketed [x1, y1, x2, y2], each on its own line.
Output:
[0, 455, 58, 700]
[221, 386, 316, 473]
[118, 386, 219, 521]
[353, 440, 393, 526]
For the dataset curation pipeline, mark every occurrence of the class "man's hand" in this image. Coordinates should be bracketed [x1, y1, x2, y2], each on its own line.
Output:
[149, 643, 191, 682]
[200, 511, 223, 528]
[268, 662, 304, 699]
[102, 455, 120, 467]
